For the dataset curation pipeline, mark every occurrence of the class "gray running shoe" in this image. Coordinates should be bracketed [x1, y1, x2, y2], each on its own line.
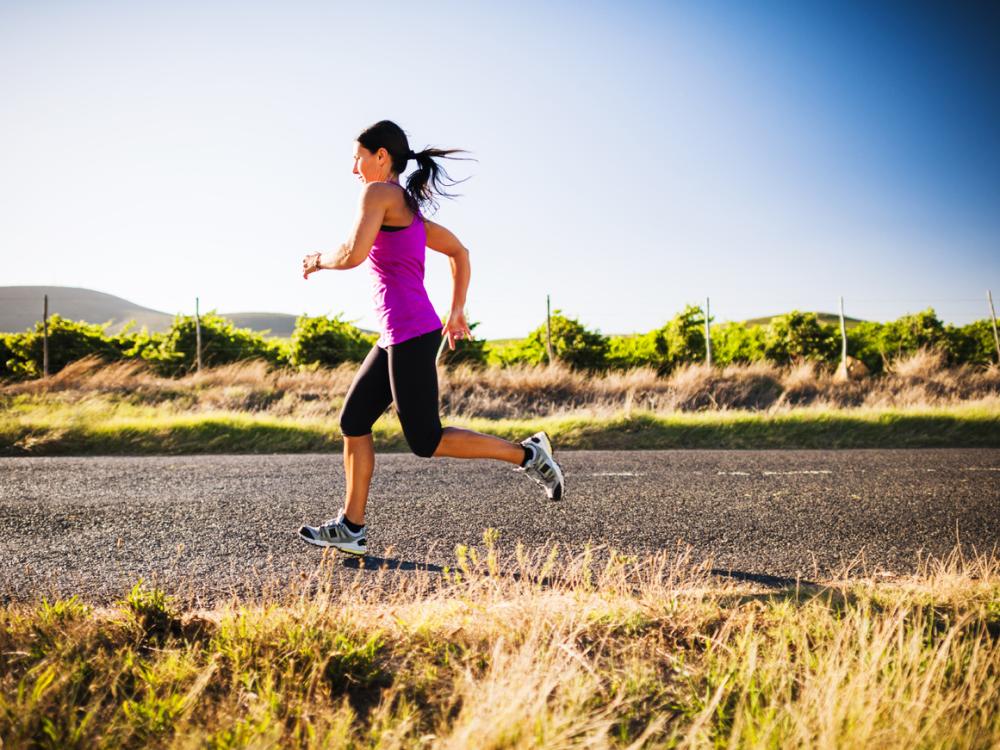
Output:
[516, 431, 565, 500]
[298, 512, 367, 555]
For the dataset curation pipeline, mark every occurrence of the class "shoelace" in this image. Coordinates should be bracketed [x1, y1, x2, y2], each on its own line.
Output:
[320, 516, 345, 534]
[322, 517, 364, 539]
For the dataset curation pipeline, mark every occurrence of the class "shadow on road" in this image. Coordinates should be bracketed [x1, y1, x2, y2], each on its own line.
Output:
[710, 568, 817, 588]
[711, 567, 860, 610]
[341, 555, 446, 573]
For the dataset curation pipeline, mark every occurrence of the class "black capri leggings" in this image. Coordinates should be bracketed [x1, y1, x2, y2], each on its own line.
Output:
[339, 327, 444, 458]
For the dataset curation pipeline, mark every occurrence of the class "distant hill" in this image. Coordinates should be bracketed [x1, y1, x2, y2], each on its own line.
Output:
[0, 286, 174, 334]
[224, 313, 299, 338]
[0, 286, 302, 337]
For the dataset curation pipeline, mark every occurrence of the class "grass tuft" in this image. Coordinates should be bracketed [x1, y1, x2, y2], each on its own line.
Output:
[119, 580, 183, 643]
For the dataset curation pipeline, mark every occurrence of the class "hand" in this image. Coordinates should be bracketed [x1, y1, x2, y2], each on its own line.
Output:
[302, 252, 323, 280]
[444, 309, 472, 351]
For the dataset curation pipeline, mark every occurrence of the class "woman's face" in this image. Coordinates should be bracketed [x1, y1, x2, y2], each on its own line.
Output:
[352, 142, 390, 183]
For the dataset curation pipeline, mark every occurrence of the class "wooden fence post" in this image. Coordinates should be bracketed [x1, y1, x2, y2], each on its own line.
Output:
[704, 297, 712, 367]
[839, 296, 848, 370]
[989, 290, 1000, 364]
[42, 294, 49, 378]
[546, 294, 554, 365]
[195, 297, 203, 373]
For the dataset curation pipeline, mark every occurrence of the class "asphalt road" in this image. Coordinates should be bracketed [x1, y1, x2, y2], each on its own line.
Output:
[2, 450, 999, 603]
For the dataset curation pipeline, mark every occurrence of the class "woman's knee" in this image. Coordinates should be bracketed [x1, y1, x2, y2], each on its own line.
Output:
[339, 412, 372, 439]
[404, 425, 443, 458]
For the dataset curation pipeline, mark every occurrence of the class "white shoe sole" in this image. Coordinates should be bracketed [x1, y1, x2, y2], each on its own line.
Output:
[526, 431, 565, 500]
[297, 530, 367, 556]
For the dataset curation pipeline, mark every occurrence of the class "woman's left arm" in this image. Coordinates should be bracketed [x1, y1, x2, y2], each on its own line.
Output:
[302, 184, 388, 278]
[425, 218, 472, 350]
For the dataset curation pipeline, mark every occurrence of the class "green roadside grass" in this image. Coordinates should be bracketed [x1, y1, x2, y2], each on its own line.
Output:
[2, 402, 998, 456]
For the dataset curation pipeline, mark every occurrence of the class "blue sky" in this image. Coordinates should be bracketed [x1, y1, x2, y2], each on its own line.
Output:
[1, 0, 997, 338]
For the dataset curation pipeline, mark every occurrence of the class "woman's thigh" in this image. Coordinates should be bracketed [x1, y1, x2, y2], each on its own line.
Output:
[339, 343, 393, 436]
[388, 328, 443, 457]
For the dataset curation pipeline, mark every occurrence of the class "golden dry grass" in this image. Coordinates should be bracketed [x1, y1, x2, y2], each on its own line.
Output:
[1, 540, 998, 748]
[3, 351, 998, 421]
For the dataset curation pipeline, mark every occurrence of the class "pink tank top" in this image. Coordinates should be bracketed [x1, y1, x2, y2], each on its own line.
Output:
[366, 190, 442, 348]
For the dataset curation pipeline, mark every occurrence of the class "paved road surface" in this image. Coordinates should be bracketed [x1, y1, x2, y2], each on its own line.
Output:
[2, 450, 998, 603]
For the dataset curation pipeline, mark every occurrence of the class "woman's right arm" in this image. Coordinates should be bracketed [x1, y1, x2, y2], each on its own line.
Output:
[302, 184, 388, 278]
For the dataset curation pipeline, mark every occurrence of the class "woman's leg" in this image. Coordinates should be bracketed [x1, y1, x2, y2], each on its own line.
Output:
[389, 329, 526, 465]
[387, 329, 445, 458]
[433, 427, 524, 464]
[338, 344, 393, 525]
[342, 434, 375, 525]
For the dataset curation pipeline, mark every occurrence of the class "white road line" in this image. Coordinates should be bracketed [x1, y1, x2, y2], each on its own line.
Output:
[590, 472, 644, 477]
[717, 470, 833, 477]
[762, 470, 833, 476]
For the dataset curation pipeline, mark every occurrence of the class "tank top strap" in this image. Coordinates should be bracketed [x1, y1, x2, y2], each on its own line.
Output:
[381, 180, 420, 220]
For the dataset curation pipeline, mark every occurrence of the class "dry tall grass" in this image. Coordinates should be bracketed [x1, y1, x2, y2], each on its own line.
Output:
[1, 540, 998, 748]
[3, 351, 998, 420]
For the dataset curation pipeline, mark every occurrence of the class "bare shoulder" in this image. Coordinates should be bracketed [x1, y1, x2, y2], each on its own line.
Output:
[359, 181, 398, 202]
[363, 182, 412, 217]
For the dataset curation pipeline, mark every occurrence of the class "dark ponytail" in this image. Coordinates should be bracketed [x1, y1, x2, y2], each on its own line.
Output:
[356, 120, 473, 215]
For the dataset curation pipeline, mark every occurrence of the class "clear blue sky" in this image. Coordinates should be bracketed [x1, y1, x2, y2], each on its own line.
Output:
[1, 0, 998, 337]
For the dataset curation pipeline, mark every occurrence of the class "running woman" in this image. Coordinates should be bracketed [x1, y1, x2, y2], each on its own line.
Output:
[297, 120, 564, 555]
